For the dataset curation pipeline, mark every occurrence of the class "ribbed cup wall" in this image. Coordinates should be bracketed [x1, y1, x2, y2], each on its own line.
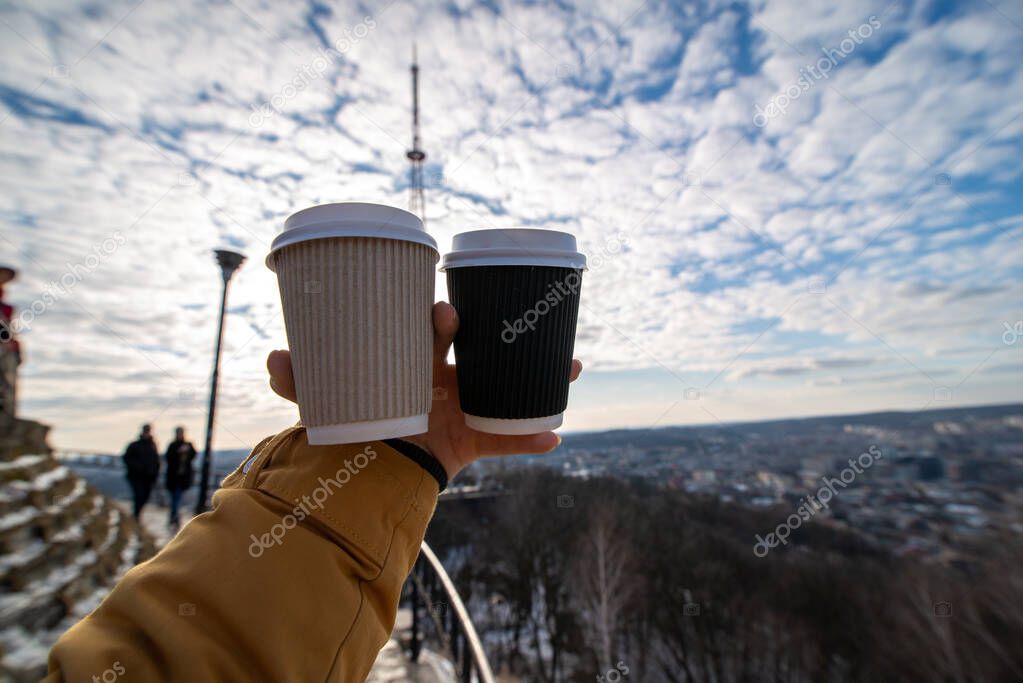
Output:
[447, 265, 582, 419]
[273, 237, 436, 427]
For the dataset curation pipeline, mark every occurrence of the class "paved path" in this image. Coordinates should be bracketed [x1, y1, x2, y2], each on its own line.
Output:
[366, 609, 454, 683]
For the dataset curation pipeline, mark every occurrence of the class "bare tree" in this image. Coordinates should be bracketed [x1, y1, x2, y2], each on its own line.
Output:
[571, 508, 636, 669]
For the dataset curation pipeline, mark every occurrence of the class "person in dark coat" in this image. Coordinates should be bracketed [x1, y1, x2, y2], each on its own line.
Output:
[123, 424, 159, 520]
[164, 426, 196, 528]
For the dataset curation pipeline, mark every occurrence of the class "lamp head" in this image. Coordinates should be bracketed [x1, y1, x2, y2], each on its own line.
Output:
[214, 249, 246, 282]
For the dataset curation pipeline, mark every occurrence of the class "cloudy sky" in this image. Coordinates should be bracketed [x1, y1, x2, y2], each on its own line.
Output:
[1, 0, 1021, 453]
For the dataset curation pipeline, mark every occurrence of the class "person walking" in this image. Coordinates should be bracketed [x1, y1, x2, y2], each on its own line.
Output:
[164, 426, 196, 529]
[123, 424, 159, 520]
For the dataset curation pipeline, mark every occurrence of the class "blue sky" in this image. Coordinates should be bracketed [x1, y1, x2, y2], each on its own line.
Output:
[1, 0, 1021, 452]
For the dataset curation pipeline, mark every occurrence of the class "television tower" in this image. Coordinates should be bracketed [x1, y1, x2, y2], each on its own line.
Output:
[406, 44, 426, 222]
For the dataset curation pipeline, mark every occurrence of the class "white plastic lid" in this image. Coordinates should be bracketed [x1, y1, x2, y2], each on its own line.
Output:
[439, 228, 586, 270]
[267, 203, 437, 270]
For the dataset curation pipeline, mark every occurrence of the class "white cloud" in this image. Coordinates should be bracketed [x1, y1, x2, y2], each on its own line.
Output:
[1, 0, 1021, 450]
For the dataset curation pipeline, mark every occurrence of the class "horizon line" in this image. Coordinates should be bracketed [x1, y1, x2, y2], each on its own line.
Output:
[52, 399, 1023, 456]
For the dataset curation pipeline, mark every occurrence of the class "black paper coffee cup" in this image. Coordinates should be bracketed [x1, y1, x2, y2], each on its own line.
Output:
[441, 229, 586, 434]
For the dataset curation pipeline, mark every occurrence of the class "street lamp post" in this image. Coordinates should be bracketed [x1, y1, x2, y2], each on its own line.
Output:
[195, 249, 245, 514]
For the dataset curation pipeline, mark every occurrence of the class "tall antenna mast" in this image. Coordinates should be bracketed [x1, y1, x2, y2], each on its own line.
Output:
[406, 44, 426, 222]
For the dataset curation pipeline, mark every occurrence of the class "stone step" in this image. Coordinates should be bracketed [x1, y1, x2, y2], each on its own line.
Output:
[57, 510, 132, 614]
[0, 480, 101, 561]
[0, 457, 150, 636]
[0, 503, 135, 632]
[0, 457, 66, 519]
[0, 482, 99, 591]
[0, 466, 108, 558]
[15, 471, 78, 513]
[0, 455, 51, 485]
[0, 527, 145, 683]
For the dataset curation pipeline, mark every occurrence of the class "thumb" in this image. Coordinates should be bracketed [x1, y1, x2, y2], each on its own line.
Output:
[266, 349, 297, 402]
[433, 302, 458, 365]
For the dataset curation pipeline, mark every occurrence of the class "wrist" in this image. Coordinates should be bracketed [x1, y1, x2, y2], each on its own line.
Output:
[387, 437, 449, 491]
[398, 433, 462, 482]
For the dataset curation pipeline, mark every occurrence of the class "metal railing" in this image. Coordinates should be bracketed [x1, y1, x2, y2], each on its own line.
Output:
[405, 541, 495, 683]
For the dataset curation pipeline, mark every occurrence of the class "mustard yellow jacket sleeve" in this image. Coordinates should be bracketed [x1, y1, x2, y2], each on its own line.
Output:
[44, 426, 439, 682]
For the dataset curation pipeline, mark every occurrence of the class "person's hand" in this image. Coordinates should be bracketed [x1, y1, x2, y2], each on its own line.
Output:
[266, 301, 583, 480]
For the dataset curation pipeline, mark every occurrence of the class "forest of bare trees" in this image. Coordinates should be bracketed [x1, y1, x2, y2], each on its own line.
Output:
[425, 470, 1023, 683]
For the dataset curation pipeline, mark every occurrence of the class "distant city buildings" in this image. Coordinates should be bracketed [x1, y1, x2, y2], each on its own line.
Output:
[479, 405, 1023, 568]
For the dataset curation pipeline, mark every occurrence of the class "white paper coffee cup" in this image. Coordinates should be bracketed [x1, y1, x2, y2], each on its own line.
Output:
[268, 203, 438, 445]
